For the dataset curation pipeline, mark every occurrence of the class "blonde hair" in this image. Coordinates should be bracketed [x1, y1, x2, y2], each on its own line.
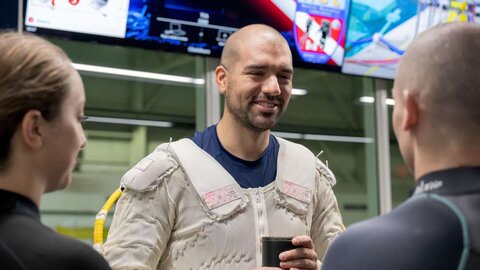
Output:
[0, 32, 73, 169]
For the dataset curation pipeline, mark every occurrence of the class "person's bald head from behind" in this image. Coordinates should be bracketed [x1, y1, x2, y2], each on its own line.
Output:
[395, 22, 480, 135]
[220, 24, 291, 71]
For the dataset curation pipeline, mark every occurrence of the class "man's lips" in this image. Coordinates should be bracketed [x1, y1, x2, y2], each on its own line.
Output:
[252, 98, 281, 108]
[254, 101, 277, 108]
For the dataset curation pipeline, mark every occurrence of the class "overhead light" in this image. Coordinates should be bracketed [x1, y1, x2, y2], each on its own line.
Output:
[72, 63, 310, 97]
[272, 131, 374, 144]
[359, 96, 375, 103]
[385, 99, 396, 106]
[292, 88, 308, 96]
[85, 116, 173, 128]
[359, 96, 395, 106]
[72, 63, 205, 85]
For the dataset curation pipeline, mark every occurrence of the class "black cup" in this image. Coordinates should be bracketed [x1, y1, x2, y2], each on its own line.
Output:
[262, 236, 296, 267]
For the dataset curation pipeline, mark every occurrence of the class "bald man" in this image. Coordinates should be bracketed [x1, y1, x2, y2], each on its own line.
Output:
[104, 24, 344, 270]
[322, 22, 480, 270]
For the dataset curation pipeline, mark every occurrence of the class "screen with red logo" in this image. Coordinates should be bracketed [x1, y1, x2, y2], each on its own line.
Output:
[23, 0, 351, 72]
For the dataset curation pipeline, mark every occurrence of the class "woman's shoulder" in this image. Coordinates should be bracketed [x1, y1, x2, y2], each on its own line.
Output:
[0, 214, 110, 269]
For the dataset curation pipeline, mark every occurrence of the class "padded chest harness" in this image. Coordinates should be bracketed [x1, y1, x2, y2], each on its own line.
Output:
[120, 137, 336, 222]
[167, 138, 317, 220]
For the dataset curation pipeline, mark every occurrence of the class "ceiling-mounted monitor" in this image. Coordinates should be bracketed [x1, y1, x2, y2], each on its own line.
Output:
[341, 0, 480, 79]
[23, 0, 351, 72]
[24, 0, 130, 38]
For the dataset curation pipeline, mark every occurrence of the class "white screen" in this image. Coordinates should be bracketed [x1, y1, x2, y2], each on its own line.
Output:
[25, 0, 130, 38]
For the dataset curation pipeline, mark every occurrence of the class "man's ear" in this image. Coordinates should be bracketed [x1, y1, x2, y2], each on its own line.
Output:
[402, 89, 420, 131]
[21, 110, 44, 149]
[215, 65, 227, 95]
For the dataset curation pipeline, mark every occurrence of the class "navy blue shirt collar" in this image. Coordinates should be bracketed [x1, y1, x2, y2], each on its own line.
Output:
[192, 124, 279, 188]
[413, 167, 480, 196]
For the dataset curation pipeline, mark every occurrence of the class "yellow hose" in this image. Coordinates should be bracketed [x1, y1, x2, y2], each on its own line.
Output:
[93, 187, 123, 254]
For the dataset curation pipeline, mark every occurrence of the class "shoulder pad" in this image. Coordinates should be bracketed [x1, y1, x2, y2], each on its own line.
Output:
[316, 158, 337, 187]
[121, 143, 178, 192]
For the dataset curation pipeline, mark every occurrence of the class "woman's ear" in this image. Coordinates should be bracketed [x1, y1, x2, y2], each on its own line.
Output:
[215, 65, 228, 95]
[20, 110, 44, 149]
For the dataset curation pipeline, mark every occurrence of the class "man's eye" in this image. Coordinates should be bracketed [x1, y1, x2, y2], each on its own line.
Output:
[250, 72, 263, 76]
[279, 74, 292, 81]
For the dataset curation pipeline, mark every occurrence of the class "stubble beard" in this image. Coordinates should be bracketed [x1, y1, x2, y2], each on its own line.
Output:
[225, 93, 284, 132]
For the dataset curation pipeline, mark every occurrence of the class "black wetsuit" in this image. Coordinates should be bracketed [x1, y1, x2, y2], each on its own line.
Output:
[0, 189, 111, 270]
[323, 167, 480, 270]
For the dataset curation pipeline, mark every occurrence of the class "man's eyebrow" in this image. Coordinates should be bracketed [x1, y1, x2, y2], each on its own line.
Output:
[281, 68, 294, 75]
[243, 65, 294, 74]
[244, 64, 268, 70]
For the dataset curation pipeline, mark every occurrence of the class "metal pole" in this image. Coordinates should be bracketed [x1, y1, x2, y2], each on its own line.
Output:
[363, 77, 379, 217]
[18, 0, 23, 33]
[205, 57, 221, 126]
[374, 79, 392, 214]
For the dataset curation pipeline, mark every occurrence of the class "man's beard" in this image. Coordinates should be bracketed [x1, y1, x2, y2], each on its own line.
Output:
[225, 92, 285, 131]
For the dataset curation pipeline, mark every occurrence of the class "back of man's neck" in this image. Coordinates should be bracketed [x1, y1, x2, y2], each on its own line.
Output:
[414, 145, 480, 180]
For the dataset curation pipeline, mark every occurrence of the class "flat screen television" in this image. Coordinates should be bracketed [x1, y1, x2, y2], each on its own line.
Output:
[341, 0, 480, 79]
[0, 1, 19, 29]
[23, 0, 351, 72]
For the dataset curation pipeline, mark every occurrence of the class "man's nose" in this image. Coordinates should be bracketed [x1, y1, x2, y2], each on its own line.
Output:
[80, 128, 87, 149]
[262, 75, 281, 96]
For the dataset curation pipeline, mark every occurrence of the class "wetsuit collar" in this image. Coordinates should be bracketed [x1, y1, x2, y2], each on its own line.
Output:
[413, 167, 480, 196]
[0, 189, 40, 220]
